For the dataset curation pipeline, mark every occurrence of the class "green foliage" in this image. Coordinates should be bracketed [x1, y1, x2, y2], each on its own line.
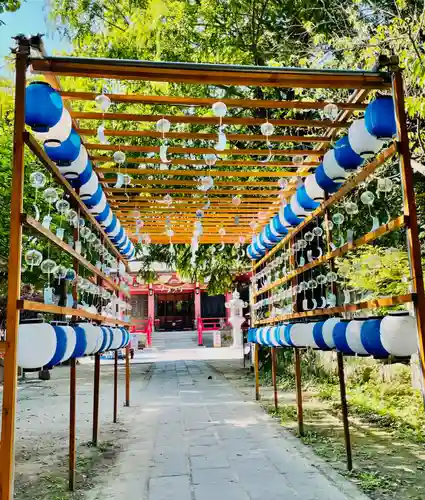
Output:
[336, 246, 410, 299]
[0, 0, 20, 15]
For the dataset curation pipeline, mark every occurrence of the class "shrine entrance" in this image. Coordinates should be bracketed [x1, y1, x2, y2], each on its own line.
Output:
[156, 292, 195, 331]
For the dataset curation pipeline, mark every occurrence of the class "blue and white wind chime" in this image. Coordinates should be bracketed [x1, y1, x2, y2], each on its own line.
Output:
[25, 81, 135, 260]
[247, 95, 419, 359]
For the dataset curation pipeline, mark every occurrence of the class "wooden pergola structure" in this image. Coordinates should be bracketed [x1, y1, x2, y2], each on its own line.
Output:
[1, 35, 424, 499]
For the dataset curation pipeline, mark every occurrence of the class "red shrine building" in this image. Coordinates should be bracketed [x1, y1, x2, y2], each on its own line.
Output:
[129, 269, 250, 341]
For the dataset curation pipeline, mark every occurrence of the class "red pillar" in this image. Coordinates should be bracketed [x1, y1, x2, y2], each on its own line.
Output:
[147, 285, 155, 347]
[194, 283, 202, 345]
[225, 292, 232, 324]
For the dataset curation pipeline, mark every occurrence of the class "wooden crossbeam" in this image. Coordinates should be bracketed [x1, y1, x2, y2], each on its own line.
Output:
[91, 156, 320, 167]
[32, 57, 391, 89]
[109, 197, 279, 204]
[86, 143, 325, 157]
[101, 178, 279, 188]
[106, 187, 280, 195]
[95, 167, 306, 178]
[79, 128, 332, 143]
[63, 92, 367, 111]
[72, 111, 346, 129]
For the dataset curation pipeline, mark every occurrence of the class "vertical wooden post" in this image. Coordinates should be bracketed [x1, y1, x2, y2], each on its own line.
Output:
[113, 350, 118, 423]
[0, 38, 29, 500]
[337, 352, 352, 470]
[392, 69, 425, 401]
[294, 348, 304, 436]
[69, 219, 80, 490]
[254, 343, 260, 400]
[271, 347, 278, 411]
[92, 353, 101, 445]
[69, 358, 77, 490]
[125, 345, 130, 407]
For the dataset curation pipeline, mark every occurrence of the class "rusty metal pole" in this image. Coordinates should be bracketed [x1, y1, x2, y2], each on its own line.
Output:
[69, 358, 77, 490]
[92, 353, 101, 445]
[113, 350, 118, 423]
[271, 347, 278, 411]
[337, 352, 353, 470]
[294, 348, 304, 436]
[254, 343, 260, 400]
[0, 37, 29, 500]
[125, 345, 130, 407]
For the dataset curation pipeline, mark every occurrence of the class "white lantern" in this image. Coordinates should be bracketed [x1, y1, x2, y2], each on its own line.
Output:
[60, 326, 77, 362]
[323, 150, 350, 182]
[322, 318, 340, 348]
[304, 322, 320, 348]
[304, 174, 325, 202]
[17, 323, 57, 369]
[95, 94, 111, 113]
[110, 327, 124, 349]
[290, 323, 311, 347]
[58, 146, 88, 179]
[380, 313, 418, 357]
[290, 193, 308, 219]
[34, 108, 72, 144]
[261, 122, 275, 136]
[346, 319, 368, 355]
[348, 119, 385, 158]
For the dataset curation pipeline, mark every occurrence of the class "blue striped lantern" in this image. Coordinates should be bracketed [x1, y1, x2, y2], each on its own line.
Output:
[34, 107, 72, 144]
[259, 232, 273, 250]
[284, 323, 296, 347]
[277, 206, 292, 230]
[360, 317, 388, 357]
[332, 319, 354, 354]
[290, 193, 308, 219]
[98, 326, 111, 352]
[71, 325, 88, 358]
[333, 136, 364, 171]
[58, 148, 89, 181]
[116, 232, 128, 248]
[253, 327, 262, 344]
[101, 211, 116, 230]
[80, 172, 103, 207]
[88, 192, 108, 216]
[259, 327, 270, 345]
[346, 319, 368, 355]
[315, 162, 342, 194]
[95, 204, 112, 224]
[321, 318, 339, 349]
[264, 326, 279, 346]
[268, 218, 285, 240]
[348, 119, 385, 158]
[265, 224, 282, 244]
[312, 321, 332, 350]
[107, 218, 121, 239]
[283, 204, 302, 227]
[121, 239, 131, 253]
[44, 129, 81, 166]
[246, 246, 255, 260]
[253, 234, 266, 253]
[272, 213, 288, 236]
[128, 248, 136, 260]
[25, 82, 63, 132]
[111, 227, 125, 245]
[296, 183, 319, 212]
[247, 328, 256, 343]
[365, 96, 396, 140]
[304, 173, 325, 202]
[105, 327, 115, 351]
[46, 325, 68, 368]
[276, 325, 290, 347]
[322, 150, 350, 183]
[110, 328, 123, 350]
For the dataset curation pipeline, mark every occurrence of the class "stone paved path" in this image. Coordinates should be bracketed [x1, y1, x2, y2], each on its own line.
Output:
[88, 358, 367, 500]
